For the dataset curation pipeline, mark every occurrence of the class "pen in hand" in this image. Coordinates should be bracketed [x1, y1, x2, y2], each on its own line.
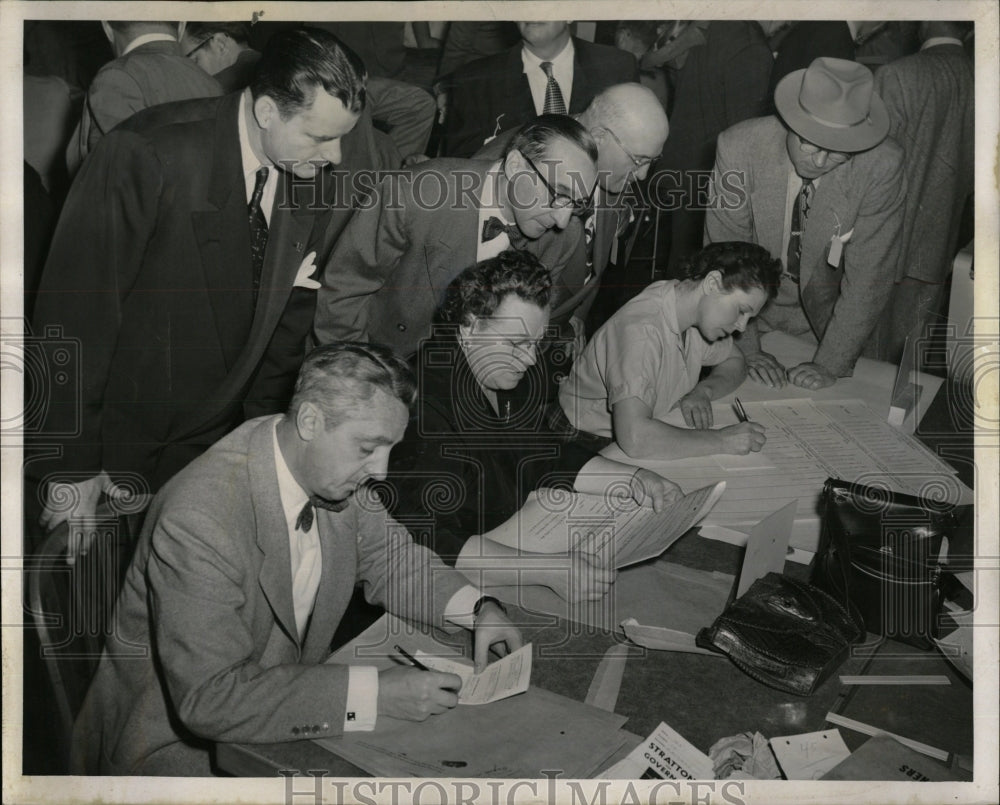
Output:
[734, 398, 750, 423]
[395, 645, 461, 693]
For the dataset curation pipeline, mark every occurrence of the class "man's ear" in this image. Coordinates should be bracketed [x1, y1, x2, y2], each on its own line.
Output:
[502, 149, 522, 181]
[254, 94, 279, 129]
[295, 401, 324, 441]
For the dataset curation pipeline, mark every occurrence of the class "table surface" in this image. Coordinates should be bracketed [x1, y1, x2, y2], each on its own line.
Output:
[215, 337, 974, 779]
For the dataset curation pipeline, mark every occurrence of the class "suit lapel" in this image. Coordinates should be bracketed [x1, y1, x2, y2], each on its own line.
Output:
[755, 127, 791, 257]
[248, 417, 300, 649]
[301, 507, 358, 663]
[503, 46, 536, 129]
[569, 38, 592, 113]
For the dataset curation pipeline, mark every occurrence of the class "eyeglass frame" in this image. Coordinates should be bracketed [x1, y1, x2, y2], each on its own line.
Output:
[597, 126, 658, 170]
[795, 135, 853, 165]
[184, 34, 215, 59]
[518, 151, 596, 216]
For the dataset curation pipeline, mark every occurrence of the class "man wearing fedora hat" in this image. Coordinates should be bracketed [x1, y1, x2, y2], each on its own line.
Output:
[706, 56, 905, 389]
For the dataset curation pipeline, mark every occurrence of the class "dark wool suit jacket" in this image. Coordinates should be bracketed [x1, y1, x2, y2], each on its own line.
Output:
[313, 158, 582, 357]
[70, 416, 470, 775]
[874, 43, 974, 284]
[444, 37, 637, 158]
[30, 92, 379, 492]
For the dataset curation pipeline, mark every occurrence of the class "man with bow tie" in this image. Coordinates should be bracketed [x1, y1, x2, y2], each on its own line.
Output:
[314, 114, 597, 357]
[71, 342, 522, 775]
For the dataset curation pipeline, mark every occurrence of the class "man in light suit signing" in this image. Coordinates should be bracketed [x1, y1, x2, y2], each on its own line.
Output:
[706, 57, 906, 390]
[71, 342, 522, 775]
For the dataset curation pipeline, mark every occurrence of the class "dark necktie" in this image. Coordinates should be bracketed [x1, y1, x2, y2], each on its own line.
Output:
[482, 216, 526, 248]
[295, 495, 349, 532]
[785, 179, 814, 285]
[248, 166, 269, 307]
[540, 61, 567, 116]
[582, 208, 596, 270]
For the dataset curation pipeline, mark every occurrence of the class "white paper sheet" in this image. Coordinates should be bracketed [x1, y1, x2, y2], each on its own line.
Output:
[415, 643, 531, 705]
[770, 729, 851, 780]
[599, 721, 715, 780]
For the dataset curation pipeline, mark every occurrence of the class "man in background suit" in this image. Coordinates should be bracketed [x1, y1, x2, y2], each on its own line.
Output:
[706, 57, 906, 389]
[476, 84, 669, 358]
[444, 21, 636, 158]
[314, 115, 597, 357]
[71, 343, 521, 775]
[872, 21, 974, 362]
[66, 20, 222, 175]
[30, 28, 379, 545]
[180, 21, 261, 93]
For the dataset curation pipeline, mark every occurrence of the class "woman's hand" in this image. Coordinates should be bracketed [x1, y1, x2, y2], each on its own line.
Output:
[630, 468, 683, 511]
[677, 387, 713, 429]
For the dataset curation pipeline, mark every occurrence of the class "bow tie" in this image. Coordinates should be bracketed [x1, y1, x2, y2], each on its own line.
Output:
[482, 216, 524, 246]
[295, 495, 349, 532]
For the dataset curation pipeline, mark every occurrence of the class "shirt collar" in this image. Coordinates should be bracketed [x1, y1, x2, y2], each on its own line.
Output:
[921, 37, 964, 50]
[479, 161, 510, 220]
[521, 36, 574, 73]
[273, 419, 310, 532]
[122, 33, 177, 56]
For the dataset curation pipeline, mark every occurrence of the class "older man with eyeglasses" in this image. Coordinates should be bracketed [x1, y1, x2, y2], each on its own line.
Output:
[314, 114, 597, 357]
[706, 57, 906, 390]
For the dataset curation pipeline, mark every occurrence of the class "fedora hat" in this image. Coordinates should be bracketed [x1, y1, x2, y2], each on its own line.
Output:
[774, 57, 889, 153]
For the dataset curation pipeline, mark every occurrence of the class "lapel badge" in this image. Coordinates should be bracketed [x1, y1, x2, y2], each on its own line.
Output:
[294, 242, 305, 253]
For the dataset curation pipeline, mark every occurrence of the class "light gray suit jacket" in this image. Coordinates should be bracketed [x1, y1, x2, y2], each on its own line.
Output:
[313, 158, 581, 356]
[874, 43, 974, 284]
[70, 416, 469, 775]
[706, 116, 906, 376]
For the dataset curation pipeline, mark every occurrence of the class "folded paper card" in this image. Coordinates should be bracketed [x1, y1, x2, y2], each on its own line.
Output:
[415, 644, 531, 705]
[599, 721, 715, 780]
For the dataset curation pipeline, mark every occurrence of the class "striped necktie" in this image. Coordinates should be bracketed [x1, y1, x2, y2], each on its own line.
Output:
[248, 166, 269, 307]
[785, 179, 813, 285]
[540, 61, 567, 115]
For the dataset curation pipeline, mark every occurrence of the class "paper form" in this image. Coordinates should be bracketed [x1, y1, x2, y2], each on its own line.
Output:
[415, 643, 531, 705]
[769, 729, 851, 780]
[600, 721, 715, 780]
[483, 482, 726, 568]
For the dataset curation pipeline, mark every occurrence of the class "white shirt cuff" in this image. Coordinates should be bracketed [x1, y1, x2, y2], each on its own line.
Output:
[443, 584, 483, 629]
[343, 665, 379, 731]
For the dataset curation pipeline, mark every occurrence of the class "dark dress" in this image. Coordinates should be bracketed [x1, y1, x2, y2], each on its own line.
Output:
[383, 335, 596, 564]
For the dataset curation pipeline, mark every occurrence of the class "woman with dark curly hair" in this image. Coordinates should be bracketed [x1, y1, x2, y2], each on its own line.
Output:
[381, 249, 682, 602]
[559, 241, 782, 460]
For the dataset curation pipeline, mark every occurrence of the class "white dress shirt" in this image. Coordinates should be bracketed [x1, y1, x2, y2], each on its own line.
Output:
[521, 38, 575, 115]
[238, 90, 279, 224]
[121, 32, 177, 56]
[272, 420, 485, 731]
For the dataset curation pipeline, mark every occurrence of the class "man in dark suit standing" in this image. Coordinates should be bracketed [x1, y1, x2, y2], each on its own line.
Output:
[314, 115, 597, 358]
[872, 21, 974, 362]
[30, 28, 381, 544]
[444, 21, 637, 158]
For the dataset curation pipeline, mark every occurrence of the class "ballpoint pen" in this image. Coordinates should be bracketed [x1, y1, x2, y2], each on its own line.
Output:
[394, 644, 430, 671]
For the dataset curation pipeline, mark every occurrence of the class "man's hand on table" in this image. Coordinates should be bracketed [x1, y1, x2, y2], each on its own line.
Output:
[676, 387, 713, 429]
[745, 351, 787, 388]
[787, 362, 837, 390]
[473, 601, 524, 673]
[716, 422, 767, 454]
[377, 666, 463, 721]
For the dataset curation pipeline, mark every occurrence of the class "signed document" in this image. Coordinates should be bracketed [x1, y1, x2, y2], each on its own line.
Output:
[415, 643, 531, 705]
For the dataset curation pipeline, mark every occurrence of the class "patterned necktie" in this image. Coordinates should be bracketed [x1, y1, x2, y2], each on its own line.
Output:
[582, 208, 597, 270]
[540, 61, 567, 115]
[482, 216, 526, 249]
[295, 495, 349, 532]
[785, 178, 814, 285]
[248, 166, 270, 307]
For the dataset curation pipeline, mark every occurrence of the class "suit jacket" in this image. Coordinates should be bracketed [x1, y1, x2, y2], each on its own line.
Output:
[313, 158, 582, 356]
[444, 38, 637, 158]
[30, 92, 374, 492]
[66, 39, 223, 174]
[705, 116, 906, 377]
[874, 43, 974, 283]
[70, 415, 469, 775]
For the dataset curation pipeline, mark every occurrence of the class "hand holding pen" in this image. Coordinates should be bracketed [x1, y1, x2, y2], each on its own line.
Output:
[375, 646, 463, 722]
[716, 397, 767, 455]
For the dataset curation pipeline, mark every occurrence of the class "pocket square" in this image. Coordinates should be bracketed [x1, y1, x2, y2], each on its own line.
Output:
[293, 251, 320, 290]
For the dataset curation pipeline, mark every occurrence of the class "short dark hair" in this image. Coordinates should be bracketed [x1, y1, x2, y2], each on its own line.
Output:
[680, 241, 783, 299]
[504, 114, 599, 165]
[438, 250, 552, 329]
[289, 342, 416, 429]
[251, 26, 367, 118]
[185, 21, 252, 45]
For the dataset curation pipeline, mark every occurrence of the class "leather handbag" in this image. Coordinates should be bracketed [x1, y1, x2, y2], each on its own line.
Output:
[811, 478, 970, 649]
[696, 572, 863, 696]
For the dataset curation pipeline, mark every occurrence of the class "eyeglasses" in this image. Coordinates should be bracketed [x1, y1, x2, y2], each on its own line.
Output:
[796, 137, 852, 165]
[599, 126, 658, 170]
[184, 35, 213, 59]
[519, 152, 596, 216]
